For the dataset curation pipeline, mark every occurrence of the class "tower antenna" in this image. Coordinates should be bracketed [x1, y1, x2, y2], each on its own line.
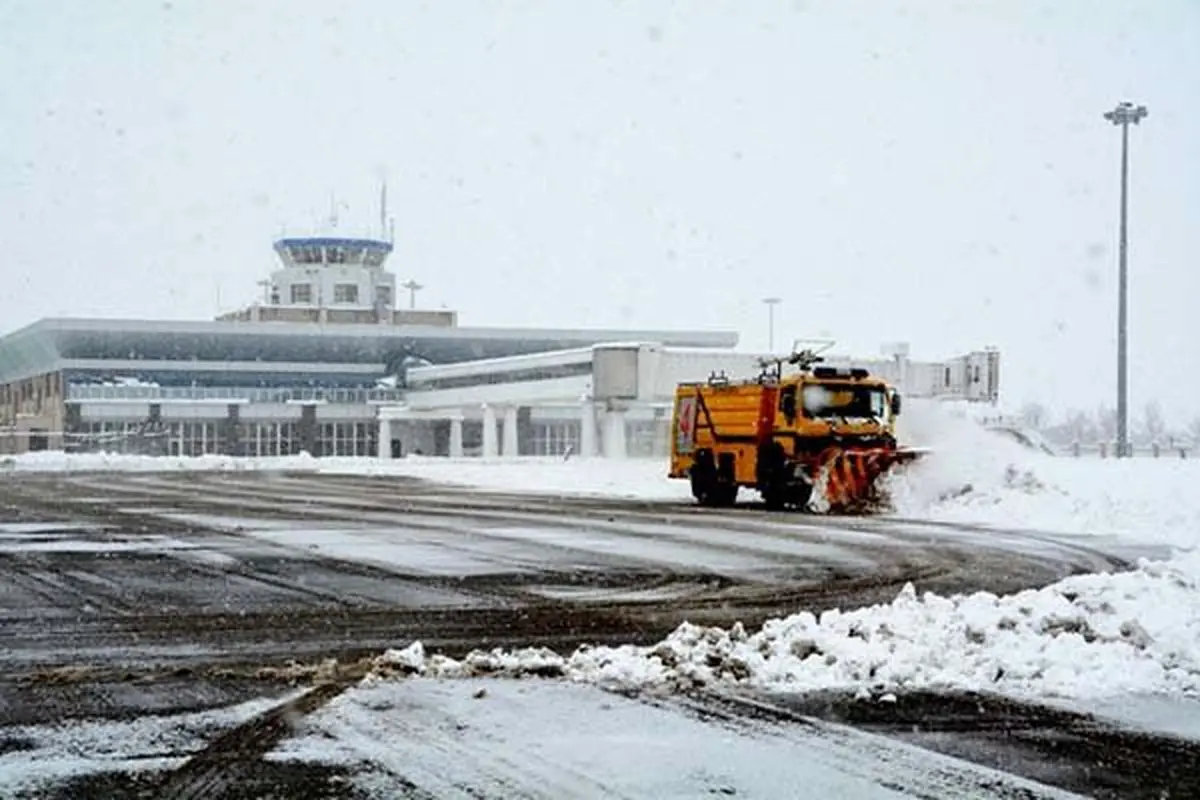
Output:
[379, 178, 388, 241]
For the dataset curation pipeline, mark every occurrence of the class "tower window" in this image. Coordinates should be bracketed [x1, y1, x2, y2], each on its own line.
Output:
[334, 283, 359, 304]
[290, 283, 313, 304]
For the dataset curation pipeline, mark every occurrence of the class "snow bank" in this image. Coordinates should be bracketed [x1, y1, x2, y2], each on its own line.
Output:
[373, 550, 1200, 702]
[319, 455, 691, 501]
[0, 450, 320, 473]
[0, 450, 690, 501]
[887, 400, 1200, 549]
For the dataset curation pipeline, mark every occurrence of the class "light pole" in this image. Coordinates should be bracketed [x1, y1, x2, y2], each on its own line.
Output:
[763, 297, 782, 352]
[400, 279, 424, 310]
[1103, 100, 1148, 458]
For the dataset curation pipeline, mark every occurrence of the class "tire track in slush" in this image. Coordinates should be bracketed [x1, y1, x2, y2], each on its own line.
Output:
[20, 471, 1140, 596]
[153, 680, 354, 800]
[0, 472, 1150, 678]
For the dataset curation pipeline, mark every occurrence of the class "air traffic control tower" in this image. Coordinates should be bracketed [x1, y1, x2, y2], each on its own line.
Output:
[219, 235, 456, 327]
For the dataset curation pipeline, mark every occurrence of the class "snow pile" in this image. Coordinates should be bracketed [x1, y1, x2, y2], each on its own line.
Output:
[371, 551, 1200, 702]
[319, 455, 690, 501]
[1, 450, 321, 473]
[885, 400, 1200, 548]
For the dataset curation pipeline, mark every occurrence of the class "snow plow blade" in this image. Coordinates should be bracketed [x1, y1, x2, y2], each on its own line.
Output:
[815, 446, 926, 514]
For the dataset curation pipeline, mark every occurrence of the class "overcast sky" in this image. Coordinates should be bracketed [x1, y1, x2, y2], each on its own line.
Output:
[2, 0, 1196, 423]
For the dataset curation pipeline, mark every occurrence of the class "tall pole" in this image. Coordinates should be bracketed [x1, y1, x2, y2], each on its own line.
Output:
[763, 297, 781, 352]
[1103, 101, 1147, 458]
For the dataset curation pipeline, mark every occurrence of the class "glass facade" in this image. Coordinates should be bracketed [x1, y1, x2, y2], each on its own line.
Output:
[66, 420, 377, 458]
[315, 422, 377, 457]
[529, 421, 580, 456]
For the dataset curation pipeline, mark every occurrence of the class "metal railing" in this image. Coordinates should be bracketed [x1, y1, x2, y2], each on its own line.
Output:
[66, 385, 405, 404]
[1063, 442, 1191, 459]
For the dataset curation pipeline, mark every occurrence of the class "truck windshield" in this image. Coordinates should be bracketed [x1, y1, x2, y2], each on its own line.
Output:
[802, 383, 887, 419]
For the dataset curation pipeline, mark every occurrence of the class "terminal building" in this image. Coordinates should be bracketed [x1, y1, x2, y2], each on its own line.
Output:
[0, 230, 999, 459]
[384, 341, 1000, 459]
[0, 234, 734, 457]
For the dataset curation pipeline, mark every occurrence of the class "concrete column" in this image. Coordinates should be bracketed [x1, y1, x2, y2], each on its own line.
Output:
[517, 406, 534, 456]
[481, 404, 498, 458]
[579, 401, 597, 457]
[147, 403, 166, 457]
[449, 417, 464, 458]
[378, 418, 392, 459]
[64, 403, 82, 454]
[299, 404, 317, 456]
[502, 405, 519, 458]
[222, 403, 242, 457]
[602, 408, 627, 459]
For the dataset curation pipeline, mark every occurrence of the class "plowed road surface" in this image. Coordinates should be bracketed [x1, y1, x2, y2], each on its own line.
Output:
[0, 471, 1193, 799]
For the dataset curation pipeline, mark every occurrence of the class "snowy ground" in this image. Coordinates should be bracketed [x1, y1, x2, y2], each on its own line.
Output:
[0, 692, 306, 794]
[340, 403, 1199, 709]
[0, 678, 1084, 799]
[5, 400, 1199, 543]
[264, 678, 1080, 800]
[4, 401, 1199, 713]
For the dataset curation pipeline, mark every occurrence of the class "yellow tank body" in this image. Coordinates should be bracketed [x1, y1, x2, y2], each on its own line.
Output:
[669, 381, 765, 486]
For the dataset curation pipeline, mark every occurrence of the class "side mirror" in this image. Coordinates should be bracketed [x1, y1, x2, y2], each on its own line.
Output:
[890, 391, 902, 417]
[780, 387, 797, 422]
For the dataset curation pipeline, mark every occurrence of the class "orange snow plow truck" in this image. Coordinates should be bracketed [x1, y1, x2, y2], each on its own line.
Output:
[668, 350, 922, 513]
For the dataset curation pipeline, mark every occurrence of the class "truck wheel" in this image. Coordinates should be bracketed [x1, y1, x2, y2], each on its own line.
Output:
[694, 477, 736, 507]
[713, 482, 738, 507]
[691, 450, 738, 507]
[690, 451, 717, 504]
[761, 485, 787, 510]
[790, 481, 814, 510]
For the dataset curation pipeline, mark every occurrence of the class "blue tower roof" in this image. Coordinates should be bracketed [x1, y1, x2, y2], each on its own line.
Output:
[273, 237, 394, 268]
[274, 237, 393, 252]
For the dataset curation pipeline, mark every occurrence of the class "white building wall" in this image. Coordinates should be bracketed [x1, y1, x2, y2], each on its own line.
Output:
[641, 347, 765, 398]
[403, 376, 592, 412]
[160, 403, 239, 420]
[239, 403, 303, 421]
[80, 402, 151, 421]
[316, 403, 378, 421]
[270, 262, 395, 311]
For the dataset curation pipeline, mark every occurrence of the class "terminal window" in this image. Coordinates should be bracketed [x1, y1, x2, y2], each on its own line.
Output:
[290, 283, 313, 304]
[334, 283, 360, 304]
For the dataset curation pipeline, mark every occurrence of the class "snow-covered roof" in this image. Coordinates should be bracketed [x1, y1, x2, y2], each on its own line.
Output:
[0, 317, 738, 386]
